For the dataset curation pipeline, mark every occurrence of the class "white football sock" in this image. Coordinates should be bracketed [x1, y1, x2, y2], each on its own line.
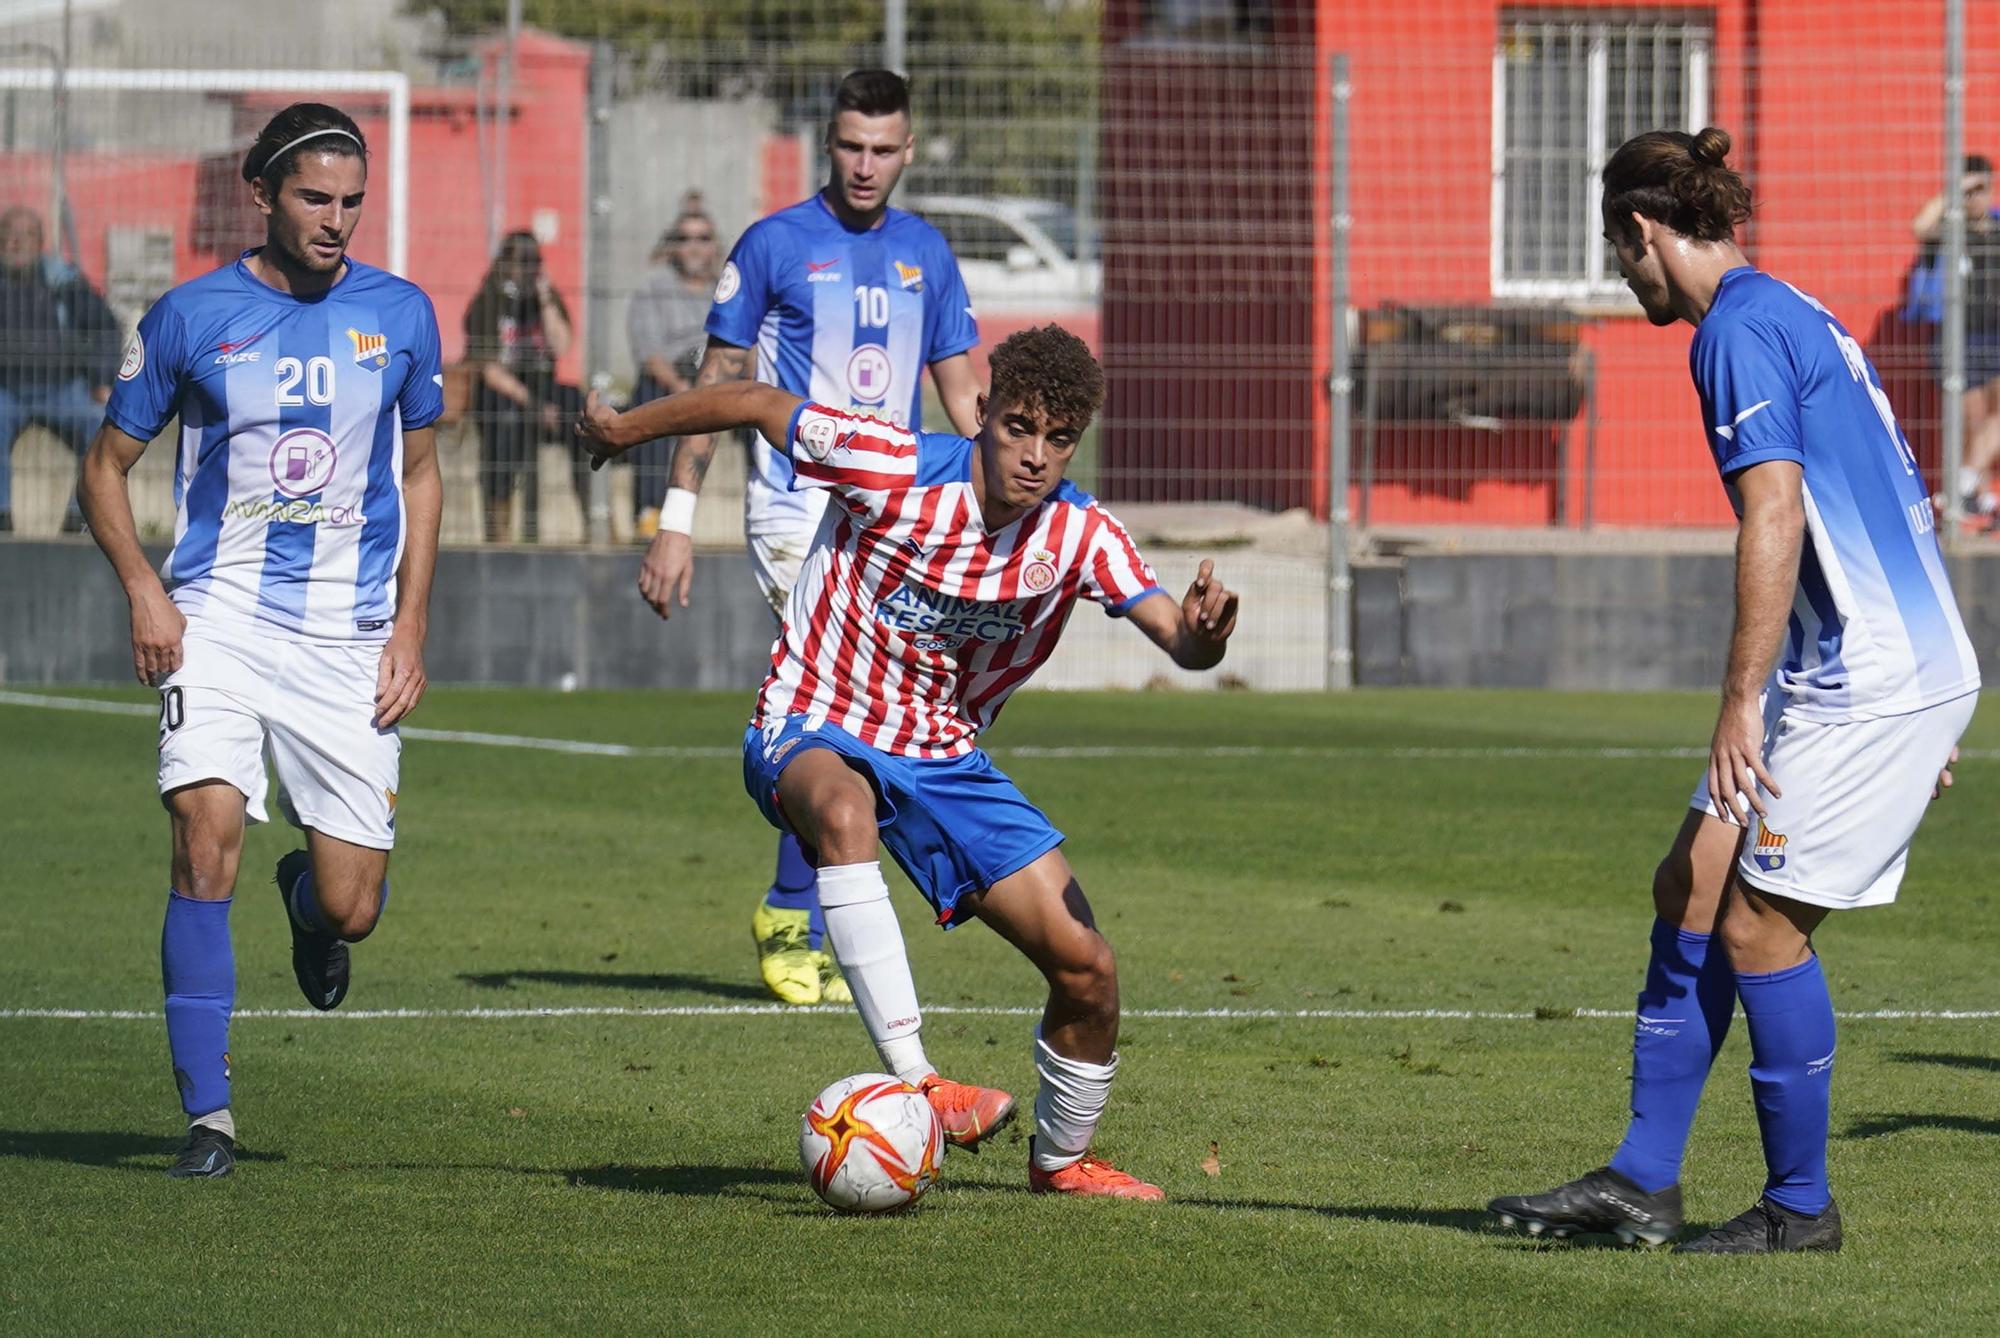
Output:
[193, 1107, 236, 1141]
[817, 862, 935, 1086]
[1032, 1026, 1118, 1171]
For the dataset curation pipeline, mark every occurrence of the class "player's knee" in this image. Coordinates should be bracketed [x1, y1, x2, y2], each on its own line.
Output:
[809, 785, 878, 859]
[1048, 931, 1119, 1020]
[172, 835, 240, 900]
[1651, 852, 1693, 918]
[329, 901, 381, 942]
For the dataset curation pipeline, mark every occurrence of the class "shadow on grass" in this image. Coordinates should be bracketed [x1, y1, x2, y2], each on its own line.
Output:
[457, 969, 770, 1001]
[0, 1129, 285, 1170]
[1844, 1113, 2000, 1139]
[1891, 1052, 2000, 1075]
[565, 1163, 800, 1200]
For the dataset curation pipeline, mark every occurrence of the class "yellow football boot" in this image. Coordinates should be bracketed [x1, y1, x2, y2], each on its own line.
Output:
[752, 901, 820, 1005]
[814, 951, 853, 1006]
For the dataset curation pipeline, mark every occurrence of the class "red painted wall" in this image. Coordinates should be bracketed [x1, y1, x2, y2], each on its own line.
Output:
[1103, 0, 2000, 526]
[0, 28, 590, 383]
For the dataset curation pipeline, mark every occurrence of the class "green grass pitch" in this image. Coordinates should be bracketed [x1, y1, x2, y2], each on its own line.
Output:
[1, 687, 1994, 1333]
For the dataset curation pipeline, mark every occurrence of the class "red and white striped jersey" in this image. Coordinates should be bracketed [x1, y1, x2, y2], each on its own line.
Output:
[753, 402, 1165, 758]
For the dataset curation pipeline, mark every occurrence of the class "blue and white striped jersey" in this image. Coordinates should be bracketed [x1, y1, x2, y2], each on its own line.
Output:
[706, 193, 977, 536]
[107, 251, 443, 643]
[1691, 267, 1981, 720]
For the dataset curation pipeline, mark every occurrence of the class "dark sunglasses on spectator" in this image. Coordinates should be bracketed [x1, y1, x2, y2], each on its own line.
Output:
[670, 231, 714, 242]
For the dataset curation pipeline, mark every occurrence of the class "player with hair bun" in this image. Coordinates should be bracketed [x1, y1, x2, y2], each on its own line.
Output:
[1488, 128, 1979, 1253]
[79, 101, 446, 1178]
[579, 324, 1241, 1198]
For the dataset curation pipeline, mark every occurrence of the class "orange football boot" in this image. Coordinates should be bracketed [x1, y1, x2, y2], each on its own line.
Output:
[917, 1075, 1017, 1148]
[1027, 1140, 1165, 1200]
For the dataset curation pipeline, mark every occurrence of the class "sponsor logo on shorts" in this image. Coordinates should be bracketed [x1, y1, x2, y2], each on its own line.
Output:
[1020, 546, 1058, 594]
[268, 427, 338, 497]
[1636, 1014, 1685, 1038]
[347, 327, 391, 370]
[1806, 1047, 1835, 1077]
[356, 619, 387, 632]
[875, 584, 1026, 650]
[1751, 820, 1788, 872]
[770, 736, 804, 766]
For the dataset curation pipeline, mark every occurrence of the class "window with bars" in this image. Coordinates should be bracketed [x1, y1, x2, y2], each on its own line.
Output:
[1493, 13, 1712, 300]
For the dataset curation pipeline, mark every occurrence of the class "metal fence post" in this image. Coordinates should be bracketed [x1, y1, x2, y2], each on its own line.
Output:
[1942, 0, 1967, 549]
[584, 38, 614, 545]
[1327, 53, 1355, 691]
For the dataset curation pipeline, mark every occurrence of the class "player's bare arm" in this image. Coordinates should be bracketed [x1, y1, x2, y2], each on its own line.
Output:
[929, 352, 984, 438]
[1709, 458, 1805, 824]
[604, 338, 753, 619]
[1125, 559, 1240, 671]
[78, 421, 185, 685]
[578, 379, 802, 471]
[376, 425, 441, 728]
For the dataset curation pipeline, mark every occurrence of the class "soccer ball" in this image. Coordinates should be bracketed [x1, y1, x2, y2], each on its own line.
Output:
[799, 1073, 944, 1213]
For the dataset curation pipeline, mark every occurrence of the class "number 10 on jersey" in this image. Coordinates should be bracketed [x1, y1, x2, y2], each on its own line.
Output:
[854, 286, 889, 328]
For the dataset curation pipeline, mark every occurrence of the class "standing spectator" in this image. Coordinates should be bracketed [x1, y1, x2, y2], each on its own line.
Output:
[625, 207, 722, 538]
[0, 205, 121, 532]
[1911, 155, 2000, 525]
[463, 231, 581, 542]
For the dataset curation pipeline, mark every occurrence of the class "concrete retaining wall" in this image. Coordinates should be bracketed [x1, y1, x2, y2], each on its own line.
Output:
[4, 538, 1995, 693]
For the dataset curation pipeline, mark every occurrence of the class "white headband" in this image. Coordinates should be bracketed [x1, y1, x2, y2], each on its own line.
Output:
[261, 127, 361, 175]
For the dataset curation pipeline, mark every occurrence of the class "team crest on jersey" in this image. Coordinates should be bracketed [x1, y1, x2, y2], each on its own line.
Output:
[893, 260, 924, 292]
[347, 328, 391, 370]
[1751, 820, 1788, 872]
[1020, 547, 1058, 594]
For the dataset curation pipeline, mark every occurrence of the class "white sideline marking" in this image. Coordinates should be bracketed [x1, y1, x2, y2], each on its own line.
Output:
[1, 1005, 1994, 1023]
[11, 690, 1992, 762]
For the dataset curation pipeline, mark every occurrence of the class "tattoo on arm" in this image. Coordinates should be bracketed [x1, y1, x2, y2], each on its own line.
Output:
[669, 345, 753, 492]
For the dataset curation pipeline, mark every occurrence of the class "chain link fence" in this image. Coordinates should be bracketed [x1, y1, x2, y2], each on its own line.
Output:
[0, 0, 1989, 685]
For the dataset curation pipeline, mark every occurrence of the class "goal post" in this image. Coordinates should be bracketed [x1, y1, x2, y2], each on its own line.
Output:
[0, 66, 410, 276]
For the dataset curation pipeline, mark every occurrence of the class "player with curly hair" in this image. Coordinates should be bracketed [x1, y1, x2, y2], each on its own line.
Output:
[578, 324, 1240, 1197]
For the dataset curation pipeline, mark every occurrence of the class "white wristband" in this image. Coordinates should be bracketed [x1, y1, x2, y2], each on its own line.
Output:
[660, 487, 698, 536]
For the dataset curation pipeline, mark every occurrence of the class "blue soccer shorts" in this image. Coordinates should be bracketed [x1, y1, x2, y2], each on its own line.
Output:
[742, 714, 1065, 927]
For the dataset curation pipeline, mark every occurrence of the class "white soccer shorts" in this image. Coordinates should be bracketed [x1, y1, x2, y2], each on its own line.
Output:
[156, 624, 401, 850]
[747, 530, 812, 624]
[1690, 688, 1978, 910]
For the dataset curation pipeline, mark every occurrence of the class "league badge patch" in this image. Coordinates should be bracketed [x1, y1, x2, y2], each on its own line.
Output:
[1752, 820, 1788, 872]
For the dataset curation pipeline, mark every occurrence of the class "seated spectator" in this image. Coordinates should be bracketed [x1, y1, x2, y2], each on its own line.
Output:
[625, 206, 722, 538]
[0, 205, 120, 532]
[1911, 155, 2000, 525]
[463, 231, 583, 542]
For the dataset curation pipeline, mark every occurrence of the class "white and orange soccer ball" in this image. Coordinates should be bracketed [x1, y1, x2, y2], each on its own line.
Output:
[799, 1073, 944, 1213]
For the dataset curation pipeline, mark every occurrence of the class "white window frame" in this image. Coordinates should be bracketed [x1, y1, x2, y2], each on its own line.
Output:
[1491, 18, 1711, 303]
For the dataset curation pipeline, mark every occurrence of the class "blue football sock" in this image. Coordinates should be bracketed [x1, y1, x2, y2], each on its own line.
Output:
[1608, 918, 1737, 1192]
[286, 866, 329, 935]
[161, 892, 235, 1120]
[765, 835, 820, 945]
[1737, 954, 1836, 1216]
